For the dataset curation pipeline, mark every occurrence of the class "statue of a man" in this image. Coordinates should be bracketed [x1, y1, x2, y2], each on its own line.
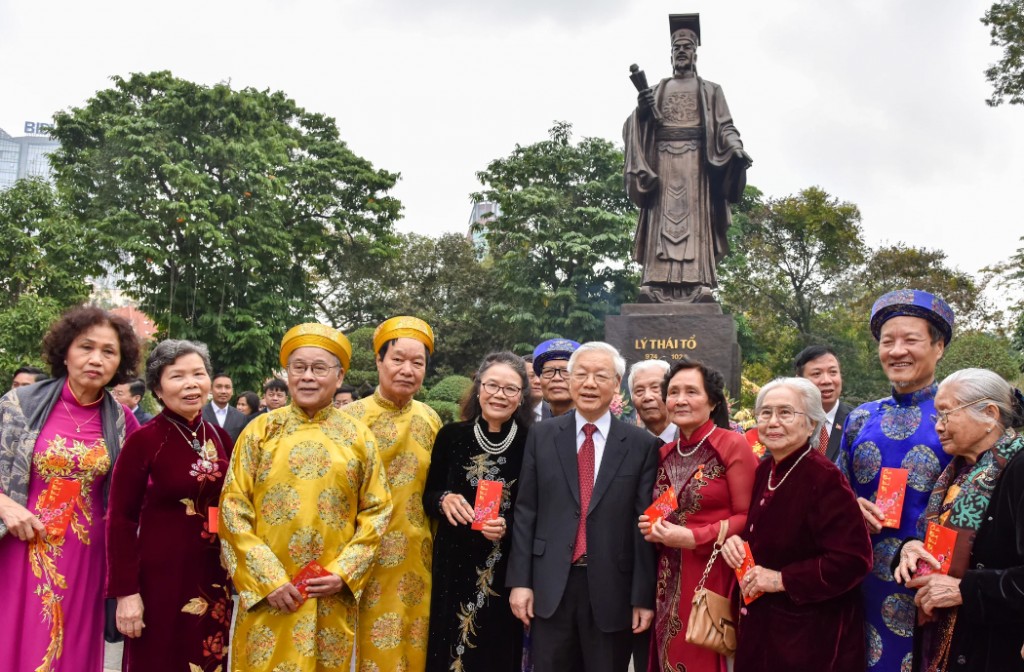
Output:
[623, 14, 752, 304]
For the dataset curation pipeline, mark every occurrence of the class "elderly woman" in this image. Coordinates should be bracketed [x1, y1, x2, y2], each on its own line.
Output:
[0, 306, 141, 672]
[423, 352, 533, 672]
[106, 340, 233, 670]
[892, 368, 1024, 671]
[721, 377, 872, 672]
[636, 359, 757, 672]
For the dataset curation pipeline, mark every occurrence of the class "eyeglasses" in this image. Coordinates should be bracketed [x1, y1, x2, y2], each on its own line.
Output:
[756, 406, 806, 424]
[540, 367, 569, 380]
[481, 381, 523, 397]
[569, 371, 617, 386]
[931, 398, 993, 425]
[287, 362, 340, 378]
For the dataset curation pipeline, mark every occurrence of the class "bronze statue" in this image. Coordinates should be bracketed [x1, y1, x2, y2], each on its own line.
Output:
[624, 14, 752, 304]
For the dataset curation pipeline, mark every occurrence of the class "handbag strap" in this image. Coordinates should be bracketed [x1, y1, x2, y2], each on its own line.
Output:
[693, 520, 729, 595]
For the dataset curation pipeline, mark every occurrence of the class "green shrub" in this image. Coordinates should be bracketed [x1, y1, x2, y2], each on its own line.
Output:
[426, 375, 473, 404]
[425, 400, 461, 424]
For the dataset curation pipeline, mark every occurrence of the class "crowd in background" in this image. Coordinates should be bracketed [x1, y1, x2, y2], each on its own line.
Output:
[1, 288, 1023, 672]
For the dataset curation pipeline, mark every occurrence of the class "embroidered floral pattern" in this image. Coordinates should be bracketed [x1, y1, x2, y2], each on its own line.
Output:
[291, 614, 316, 657]
[316, 627, 349, 667]
[318, 486, 350, 527]
[377, 531, 407, 568]
[245, 624, 277, 666]
[260, 483, 300, 525]
[386, 451, 419, 487]
[288, 527, 325, 566]
[288, 440, 331, 480]
[370, 612, 403, 650]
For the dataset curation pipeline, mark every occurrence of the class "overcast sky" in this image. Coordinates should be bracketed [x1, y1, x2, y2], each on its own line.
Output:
[2, 0, 1021, 284]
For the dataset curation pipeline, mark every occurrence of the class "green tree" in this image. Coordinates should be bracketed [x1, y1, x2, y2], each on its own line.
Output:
[317, 232, 501, 382]
[471, 121, 639, 349]
[49, 71, 401, 391]
[982, 0, 1024, 106]
[938, 331, 1024, 381]
[0, 179, 103, 383]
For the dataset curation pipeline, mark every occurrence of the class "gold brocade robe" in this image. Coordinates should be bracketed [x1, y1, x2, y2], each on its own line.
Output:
[219, 404, 393, 672]
[342, 390, 442, 672]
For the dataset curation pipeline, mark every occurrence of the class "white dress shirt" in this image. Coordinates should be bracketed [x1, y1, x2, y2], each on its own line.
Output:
[575, 411, 612, 482]
[213, 403, 229, 428]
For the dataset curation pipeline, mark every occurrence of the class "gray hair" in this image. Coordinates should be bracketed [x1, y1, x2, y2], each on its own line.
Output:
[755, 377, 827, 430]
[939, 368, 1017, 429]
[145, 339, 214, 394]
[567, 341, 626, 379]
[627, 359, 670, 393]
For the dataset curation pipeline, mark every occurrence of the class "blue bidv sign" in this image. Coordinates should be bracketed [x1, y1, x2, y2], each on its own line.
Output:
[23, 121, 54, 135]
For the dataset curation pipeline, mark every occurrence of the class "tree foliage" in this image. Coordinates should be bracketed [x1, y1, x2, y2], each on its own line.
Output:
[49, 71, 401, 390]
[938, 331, 1024, 381]
[316, 231, 500, 381]
[0, 179, 103, 383]
[471, 121, 639, 349]
[982, 0, 1024, 106]
[719, 186, 866, 343]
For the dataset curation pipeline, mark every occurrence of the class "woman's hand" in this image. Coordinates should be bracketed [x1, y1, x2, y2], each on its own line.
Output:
[480, 516, 507, 542]
[740, 565, 784, 598]
[906, 573, 963, 616]
[856, 497, 885, 534]
[642, 518, 695, 549]
[116, 593, 145, 638]
[0, 494, 45, 542]
[441, 493, 475, 526]
[720, 535, 746, 569]
[305, 573, 344, 598]
[893, 539, 940, 584]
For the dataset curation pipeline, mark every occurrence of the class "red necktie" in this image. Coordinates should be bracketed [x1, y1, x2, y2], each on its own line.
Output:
[817, 423, 829, 454]
[573, 423, 597, 561]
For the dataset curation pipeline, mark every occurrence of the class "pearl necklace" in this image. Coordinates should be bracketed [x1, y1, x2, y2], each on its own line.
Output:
[767, 446, 812, 492]
[677, 425, 716, 458]
[474, 420, 518, 455]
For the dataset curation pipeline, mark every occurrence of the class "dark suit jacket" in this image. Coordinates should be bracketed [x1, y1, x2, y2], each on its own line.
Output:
[132, 405, 154, 425]
[823, 400, 853, 463]
[506, 411, 660, 632]
[201, 403, 248, 445]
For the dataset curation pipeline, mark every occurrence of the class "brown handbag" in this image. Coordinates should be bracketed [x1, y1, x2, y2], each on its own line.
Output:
[684, 520, 737, 656]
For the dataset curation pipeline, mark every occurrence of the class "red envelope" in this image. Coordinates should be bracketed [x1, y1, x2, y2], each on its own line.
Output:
[472, 480, 503, 530]
[208, 506, 219, 534]
[877, 468, 909, 529]
[644, 486, 677, 524]
[36, 478, 81, 539]
[916, 522, 958, 577]
[291, 560, 331, 600]
[733, 541, 763, 605]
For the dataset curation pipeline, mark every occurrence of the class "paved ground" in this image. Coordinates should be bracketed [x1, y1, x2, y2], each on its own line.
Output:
[104, 641, 122, 672]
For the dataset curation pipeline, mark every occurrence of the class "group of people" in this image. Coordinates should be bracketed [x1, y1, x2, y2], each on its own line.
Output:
[1, 288, 1023, 672]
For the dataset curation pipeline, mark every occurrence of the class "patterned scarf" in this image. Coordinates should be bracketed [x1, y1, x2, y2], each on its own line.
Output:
[919, 429, 1023, 671]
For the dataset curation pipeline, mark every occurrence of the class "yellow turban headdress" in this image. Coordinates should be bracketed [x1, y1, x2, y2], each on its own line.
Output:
[279, 323, 352, 371]
[373, 316, 435, 355]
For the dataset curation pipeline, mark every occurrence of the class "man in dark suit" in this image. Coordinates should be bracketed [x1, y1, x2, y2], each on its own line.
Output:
[202, 372, 248, 444]
[794, 345, 852, 463]
[508, 342, 660, 672]
[112, 378, 153, 425]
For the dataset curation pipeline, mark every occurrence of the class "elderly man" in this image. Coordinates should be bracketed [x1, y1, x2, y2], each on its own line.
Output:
[342, 316, 443, 671]
[532, 338, 581, 419]
[508, 342, 661, 672]
[628, 359, 676, 444]
[839, 290, 955, 672]
[794, 345, 852, 462]
[219, 323, 392, 671]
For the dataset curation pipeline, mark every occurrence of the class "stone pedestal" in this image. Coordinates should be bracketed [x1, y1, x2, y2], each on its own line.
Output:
[605, 303, 742, 397]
